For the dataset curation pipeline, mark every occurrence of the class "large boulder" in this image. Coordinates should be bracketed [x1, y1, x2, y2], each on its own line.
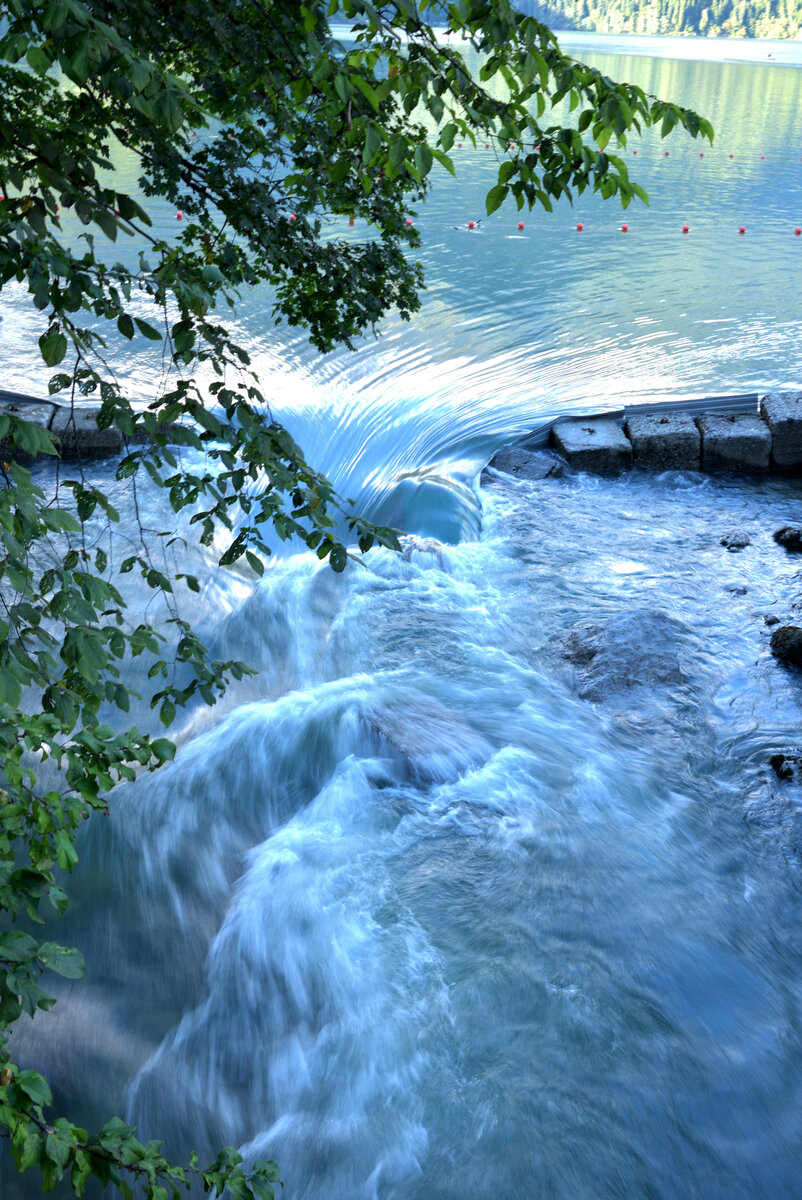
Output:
[770, 625, 802, 668]
[773, 526, 802, 553]
[563, 609, 685, 701]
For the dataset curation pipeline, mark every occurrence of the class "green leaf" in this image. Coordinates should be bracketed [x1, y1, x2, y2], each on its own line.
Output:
[0, 669, 22, 708]
[39, 943, 85, 980]
[39, 330, 68, 367]
[150, 737, 176, 763]
[485, 184, 508, 215]
[134, 318, 163, 341]
[363, 123, 381, 164]
[0, 931, 39, 962]
[414, 143, 433, 179]
[15, 1070, 52, 1107]
[329, 543, 347, 572]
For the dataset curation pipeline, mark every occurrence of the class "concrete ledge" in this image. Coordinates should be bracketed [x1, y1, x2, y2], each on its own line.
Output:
[49, 405, 124, 459]
[697, 412, 771, 473]
[551, 419, 633, 474]
[760, 391, 802, 472]
[625, 412, 700, 472]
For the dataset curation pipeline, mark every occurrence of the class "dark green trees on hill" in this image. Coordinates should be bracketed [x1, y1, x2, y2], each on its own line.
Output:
[513, 0, 802, 37]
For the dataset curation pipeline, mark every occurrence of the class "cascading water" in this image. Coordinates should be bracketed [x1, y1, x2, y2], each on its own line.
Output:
[5, 31, 802, 1200]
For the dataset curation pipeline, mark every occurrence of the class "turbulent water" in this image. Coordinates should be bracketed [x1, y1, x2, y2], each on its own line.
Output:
[5, 31, 802, 1200]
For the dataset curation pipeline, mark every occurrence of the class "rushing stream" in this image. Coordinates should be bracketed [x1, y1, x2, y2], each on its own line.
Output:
[4, 30, 802, 1200]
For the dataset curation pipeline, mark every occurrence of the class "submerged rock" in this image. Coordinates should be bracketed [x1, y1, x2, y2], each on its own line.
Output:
[720, 530, 751, 551]
[773, 525, 802, 553]
[365, 696, 493, 783]
[399, 534, 450, 571]
[563, 609, 685, 702]
[769, 752, 802, 782]
[770, 624, 802, 668]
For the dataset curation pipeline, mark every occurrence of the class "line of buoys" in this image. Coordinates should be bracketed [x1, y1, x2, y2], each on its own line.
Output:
[394, 216, 802, 237]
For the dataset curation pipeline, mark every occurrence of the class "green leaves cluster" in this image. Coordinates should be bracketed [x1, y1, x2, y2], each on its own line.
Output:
[0, 0, 711, 1195]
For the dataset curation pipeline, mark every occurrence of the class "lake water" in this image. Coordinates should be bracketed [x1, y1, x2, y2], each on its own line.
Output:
[5, 31, 802, 1200]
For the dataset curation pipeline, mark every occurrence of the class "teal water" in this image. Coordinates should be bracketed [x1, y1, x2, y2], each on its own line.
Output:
[5, 33, 802, 1200]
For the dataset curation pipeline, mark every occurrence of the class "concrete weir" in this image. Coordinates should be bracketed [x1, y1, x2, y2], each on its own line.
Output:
[499, 391, 802, 478]
[0, 389, 124, 459]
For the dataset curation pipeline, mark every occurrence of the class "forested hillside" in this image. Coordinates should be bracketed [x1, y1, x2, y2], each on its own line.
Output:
[504, 0, 802, 38]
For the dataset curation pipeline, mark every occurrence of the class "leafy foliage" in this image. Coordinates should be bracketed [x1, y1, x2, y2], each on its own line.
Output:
[0, 0, 712, 1195]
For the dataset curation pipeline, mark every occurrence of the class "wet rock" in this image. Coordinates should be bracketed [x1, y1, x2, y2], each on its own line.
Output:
[696, 412, 771, 473]
[726, 585, 748, 596]
[765, 614, 782, 627]
[773, 526, 802, 553]
[769, 752, 802, 782]
[399, 535, 450, 571]
[487, 445, 564, 480]
[720, 530, 751, 551]
[551, 419, 633, 475]
[625, 412, 701, 472]
[770, 625, 802, 668]
[760, 390, 802, 472]
[365, 697, 492, 783]
[563, 609, 685, 701]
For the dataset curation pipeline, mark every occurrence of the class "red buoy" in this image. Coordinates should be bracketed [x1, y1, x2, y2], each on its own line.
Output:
[729, 153, 734, 158]
[289, 213, 296, 222]
[349, 217, 354, 227]
[739, 225, 745, 234]
[576, 222, 583, 231]
[795, 228, 801, 236]
[761, 155, 765, 159]
[406, 217, 413, 226]
[682, 225, 689, 233]
[458, 142, 462, 148]
[485, 143, 489, 149]
[621, 223, 628, 232]
[518, 221, 524, 230]
[632, 149, 637, 155]
[468, 220, 475, 229]
[699, 152, 704, 157]
[176, 210, 183, 220]
[664, 151, 669, 156]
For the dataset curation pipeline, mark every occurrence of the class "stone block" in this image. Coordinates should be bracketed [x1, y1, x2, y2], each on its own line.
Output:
[696, 412, 771, 473]
[0, 398, 56, 460]
[488, 445, 564, 480]
[760, 391, 802, 472]
[551, 419, 632, 474]
[50, 404, 123, 459]
[624, 412, 700, 472]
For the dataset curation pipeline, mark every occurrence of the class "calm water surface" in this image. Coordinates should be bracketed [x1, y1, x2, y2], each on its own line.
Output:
[5, 33, 802, 1200]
